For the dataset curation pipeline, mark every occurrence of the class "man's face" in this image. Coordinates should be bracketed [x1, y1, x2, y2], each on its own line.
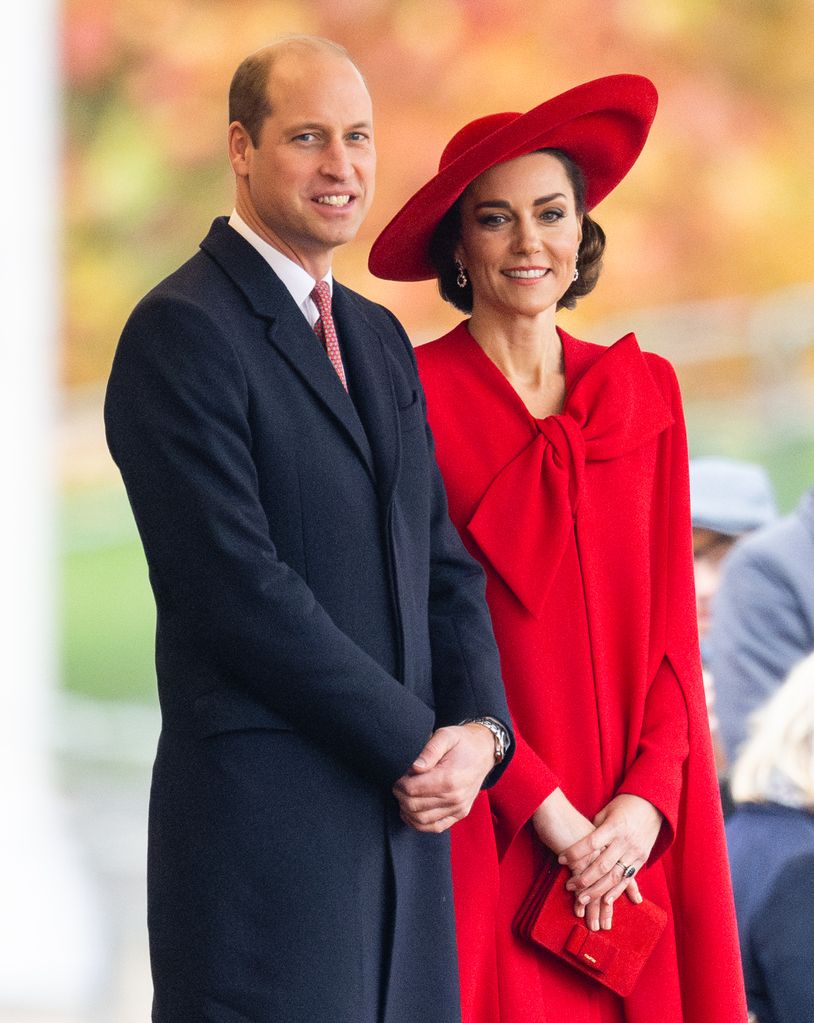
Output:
[692, 527, 737, 641]
[232, 49, 375, 278]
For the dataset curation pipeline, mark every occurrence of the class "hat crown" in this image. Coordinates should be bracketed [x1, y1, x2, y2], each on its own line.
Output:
[439, 112, 520, 172]
[689, 457, 778, 535]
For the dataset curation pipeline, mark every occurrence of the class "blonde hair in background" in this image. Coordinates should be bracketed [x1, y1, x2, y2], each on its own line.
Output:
[730, 651, 814, 809]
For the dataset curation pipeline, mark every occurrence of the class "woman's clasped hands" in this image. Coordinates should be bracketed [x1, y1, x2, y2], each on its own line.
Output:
[532, 790, 663, 932]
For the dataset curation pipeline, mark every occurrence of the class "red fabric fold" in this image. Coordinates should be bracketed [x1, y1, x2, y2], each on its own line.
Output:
[468, 333, 673, 618]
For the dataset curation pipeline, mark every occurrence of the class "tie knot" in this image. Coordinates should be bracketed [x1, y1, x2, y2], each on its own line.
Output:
[311, 280, 331, 318]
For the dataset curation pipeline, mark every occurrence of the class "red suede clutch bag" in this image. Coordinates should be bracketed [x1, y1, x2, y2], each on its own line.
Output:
[514, 856, 667, 997]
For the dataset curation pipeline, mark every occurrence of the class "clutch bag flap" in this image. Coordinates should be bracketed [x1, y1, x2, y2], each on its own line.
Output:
[515, 857, 667, 997]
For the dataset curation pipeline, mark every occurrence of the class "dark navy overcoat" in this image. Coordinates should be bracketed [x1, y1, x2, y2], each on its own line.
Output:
[104, 218, 511, 1023]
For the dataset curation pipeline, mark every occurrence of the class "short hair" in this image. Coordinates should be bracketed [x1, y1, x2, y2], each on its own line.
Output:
[730, 651, 814, 809]
[228, 36, 354, 147]
[429, 147, 606, 314]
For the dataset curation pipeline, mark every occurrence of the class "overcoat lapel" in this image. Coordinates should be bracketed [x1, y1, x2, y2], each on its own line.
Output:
[200, 218, 375, 480]
[332, 284, 400, 509]
[265, 298, 376, 479]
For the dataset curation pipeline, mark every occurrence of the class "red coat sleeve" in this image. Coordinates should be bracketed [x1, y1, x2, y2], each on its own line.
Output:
[486, 730, 559, 860]
[618, 654, 689, 860]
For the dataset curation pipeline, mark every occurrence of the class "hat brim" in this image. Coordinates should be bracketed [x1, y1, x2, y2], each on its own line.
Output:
[369, 74, 657, 282]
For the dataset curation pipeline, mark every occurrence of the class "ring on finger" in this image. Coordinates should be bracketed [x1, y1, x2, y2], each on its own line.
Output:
[617, 861, 636, 879]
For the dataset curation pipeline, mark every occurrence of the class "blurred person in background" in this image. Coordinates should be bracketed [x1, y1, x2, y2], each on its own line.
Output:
[710, 485, 814, 764]
[726, 650, 814, 1023]
[689, 456, 778, 785]
[105, 35, 512, 1023]
[370, 76, 746, 1023]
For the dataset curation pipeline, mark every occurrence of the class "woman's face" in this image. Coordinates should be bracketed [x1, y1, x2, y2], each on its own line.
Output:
[455, 151, 583, 320]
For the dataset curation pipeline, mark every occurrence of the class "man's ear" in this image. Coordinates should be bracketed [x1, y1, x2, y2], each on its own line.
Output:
[228, 121, 252, 178]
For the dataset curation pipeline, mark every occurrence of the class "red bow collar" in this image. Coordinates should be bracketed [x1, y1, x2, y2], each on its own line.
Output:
[467, 333, 673, 618]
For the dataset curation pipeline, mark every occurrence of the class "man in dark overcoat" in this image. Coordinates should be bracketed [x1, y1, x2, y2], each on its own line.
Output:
[104, 35, 512, 1023]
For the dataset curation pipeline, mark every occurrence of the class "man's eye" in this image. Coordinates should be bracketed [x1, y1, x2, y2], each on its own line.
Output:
[294, 133, 317, 143]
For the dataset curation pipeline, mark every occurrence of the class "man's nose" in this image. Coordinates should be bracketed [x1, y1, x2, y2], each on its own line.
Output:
[320, 139, 352, 180]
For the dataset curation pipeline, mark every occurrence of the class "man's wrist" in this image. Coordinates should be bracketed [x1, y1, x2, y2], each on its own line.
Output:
[459, 716, 510, 764]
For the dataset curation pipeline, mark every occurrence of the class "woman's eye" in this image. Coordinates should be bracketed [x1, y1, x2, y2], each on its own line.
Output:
[478, 214, 509, 227]
[540, 208, 565, 222]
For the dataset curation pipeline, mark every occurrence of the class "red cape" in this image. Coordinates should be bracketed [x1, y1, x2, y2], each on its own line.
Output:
[417, 323, 746, 1023]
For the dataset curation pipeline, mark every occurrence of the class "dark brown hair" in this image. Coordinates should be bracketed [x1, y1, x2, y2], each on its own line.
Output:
[229, 52, 273, 146]
[428, 147, 606, 313]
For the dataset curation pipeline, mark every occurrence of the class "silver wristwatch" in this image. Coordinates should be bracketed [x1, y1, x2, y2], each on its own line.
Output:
[461, 716, 510, 764]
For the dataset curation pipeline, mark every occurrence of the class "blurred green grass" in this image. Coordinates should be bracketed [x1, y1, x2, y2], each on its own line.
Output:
[687, 429, 814, 513]
[61, 485, 156, 703]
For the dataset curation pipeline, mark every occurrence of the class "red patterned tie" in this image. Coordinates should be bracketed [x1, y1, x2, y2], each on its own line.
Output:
[311, 281, 347, 391]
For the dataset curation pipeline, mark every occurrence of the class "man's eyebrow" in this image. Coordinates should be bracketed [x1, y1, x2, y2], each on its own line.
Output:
[287, 122, 324, 133]
[286, 120, 373, 133]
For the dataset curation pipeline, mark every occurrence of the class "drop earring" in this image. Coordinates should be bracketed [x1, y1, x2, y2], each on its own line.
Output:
[572, 251, 580, 282]
[455, 259, 468, 288]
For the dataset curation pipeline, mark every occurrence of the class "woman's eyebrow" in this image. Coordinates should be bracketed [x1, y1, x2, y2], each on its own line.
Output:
[473, 193, 566, 210]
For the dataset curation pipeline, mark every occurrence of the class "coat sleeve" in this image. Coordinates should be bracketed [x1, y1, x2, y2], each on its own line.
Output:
[618, 655, 689, 859]
[710, 537, 811, 762]
[481, 731, 558, 859]
[105, 293, 438, 786]
[388, 310, 514, 784]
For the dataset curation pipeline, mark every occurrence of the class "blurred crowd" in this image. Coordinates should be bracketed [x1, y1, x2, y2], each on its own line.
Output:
[689, 458, 814, 1023]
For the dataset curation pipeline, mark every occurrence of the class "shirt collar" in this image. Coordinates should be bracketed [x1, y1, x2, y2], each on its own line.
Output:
[227, 209, 332, 327]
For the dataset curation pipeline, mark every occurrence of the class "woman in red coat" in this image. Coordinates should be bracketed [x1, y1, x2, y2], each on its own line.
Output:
[370, 77, 746, 1022]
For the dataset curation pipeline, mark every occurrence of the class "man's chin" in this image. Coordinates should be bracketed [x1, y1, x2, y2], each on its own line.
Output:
[308, 223, 365, 254]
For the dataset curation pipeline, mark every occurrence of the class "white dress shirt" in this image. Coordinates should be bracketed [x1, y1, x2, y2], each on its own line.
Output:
[227, 209, 332, 329]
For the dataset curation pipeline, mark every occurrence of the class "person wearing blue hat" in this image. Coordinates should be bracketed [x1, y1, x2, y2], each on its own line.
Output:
[690, 457, 778, 657]
[710, 482, 814, 767]
[689, 457, 778, 787]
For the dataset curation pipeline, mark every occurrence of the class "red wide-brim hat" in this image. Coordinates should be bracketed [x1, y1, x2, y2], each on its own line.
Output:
[368, 74, 657, 282]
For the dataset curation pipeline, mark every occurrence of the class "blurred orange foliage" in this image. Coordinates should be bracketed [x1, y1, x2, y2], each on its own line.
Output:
[63, 0, 814, 387]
